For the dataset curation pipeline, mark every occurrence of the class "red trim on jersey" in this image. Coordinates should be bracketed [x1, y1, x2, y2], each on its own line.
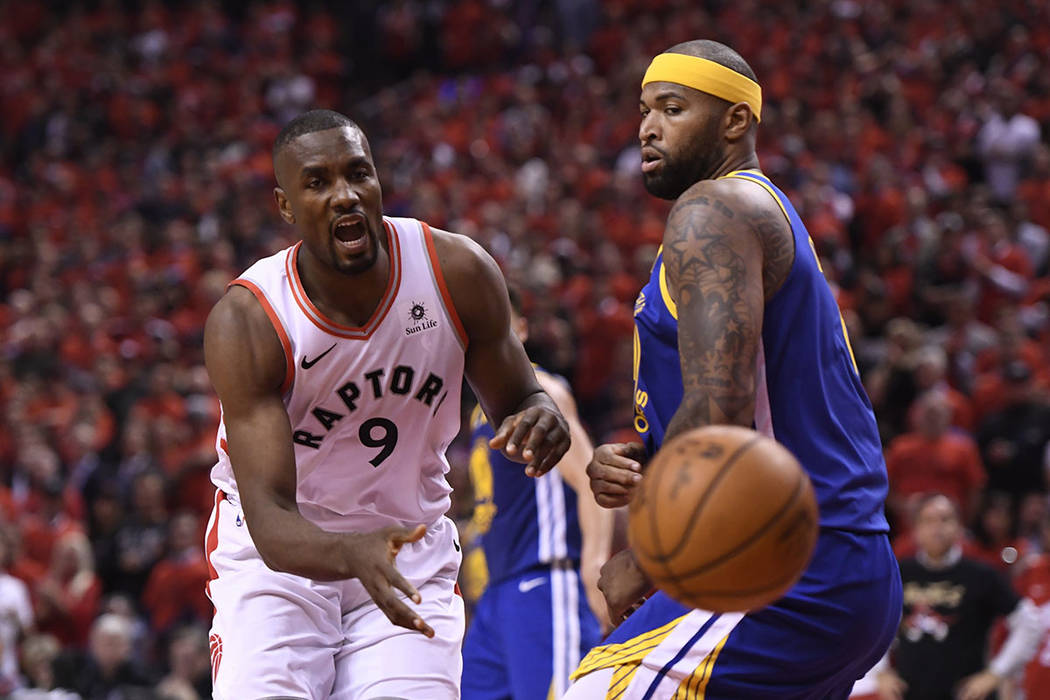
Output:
[421, 222, 469, 348]
[454, 582, 463, 597]
[219, 437, 228, 454]
[204, 489, 226, 600]
[228, 279, 295, 395]
[284, 220, 402, 339]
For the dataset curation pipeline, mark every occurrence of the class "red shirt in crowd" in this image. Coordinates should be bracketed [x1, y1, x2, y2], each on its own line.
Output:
[885, 431, 986, 513]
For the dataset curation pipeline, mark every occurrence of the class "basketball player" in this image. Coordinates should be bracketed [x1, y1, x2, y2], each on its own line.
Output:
[461, 290, 613, 700]
[564, 41, 903, 698]
[203, 109, 570, 699]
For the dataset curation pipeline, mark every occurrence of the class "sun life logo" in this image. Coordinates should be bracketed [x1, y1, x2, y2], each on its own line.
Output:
[405, 300, 438, 336]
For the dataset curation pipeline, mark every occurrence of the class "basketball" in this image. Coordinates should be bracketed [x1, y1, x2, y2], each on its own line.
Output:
[628, 425, 819, 613]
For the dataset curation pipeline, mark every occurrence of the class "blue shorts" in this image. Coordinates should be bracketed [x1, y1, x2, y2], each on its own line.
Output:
[463, 564, 602, 700]
[571, 530, 902, 699]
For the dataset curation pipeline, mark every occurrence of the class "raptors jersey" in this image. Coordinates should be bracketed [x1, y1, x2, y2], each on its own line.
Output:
[210, 217, 466, 532]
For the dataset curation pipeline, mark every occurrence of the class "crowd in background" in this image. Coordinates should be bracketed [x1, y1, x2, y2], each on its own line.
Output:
[0, 0, 1048, 697]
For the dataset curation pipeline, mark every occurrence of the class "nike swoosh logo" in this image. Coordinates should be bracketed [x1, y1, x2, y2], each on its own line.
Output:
[453, 540, 461, 552]
[518, 576, 547, 593]
[301, 343, 337, 369]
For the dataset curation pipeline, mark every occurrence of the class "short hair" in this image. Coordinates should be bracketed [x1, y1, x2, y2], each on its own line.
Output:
[663, 40, 758, 83]
[273, 109, 360, 159]
[913, 492, 961, 522]
[92, 613, 134, 641]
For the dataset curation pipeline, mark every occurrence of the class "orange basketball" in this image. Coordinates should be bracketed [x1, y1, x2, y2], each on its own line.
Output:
[628, 425, 819, 612]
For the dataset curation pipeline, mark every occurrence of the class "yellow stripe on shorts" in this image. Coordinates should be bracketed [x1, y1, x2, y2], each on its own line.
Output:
[671, 633, 730, 700]
[570, 614, 687, 680]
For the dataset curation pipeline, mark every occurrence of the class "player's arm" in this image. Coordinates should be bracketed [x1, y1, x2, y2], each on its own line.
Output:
[535, 372, 613, 628]
[428, 228, 570, 476]
[957, 596, 1047, 700]
[204, 287, 434, 636]
[594, 181, 771, 625]
[660, 179, 766, 441]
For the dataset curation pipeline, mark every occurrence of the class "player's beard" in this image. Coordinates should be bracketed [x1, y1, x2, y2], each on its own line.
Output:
[643, 121, 726, 201]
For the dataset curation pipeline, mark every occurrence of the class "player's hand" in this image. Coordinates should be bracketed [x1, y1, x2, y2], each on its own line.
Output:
[956, 670, 1003, 700]
[874, 670, 907, 700]
[597, 549, 652, 624]
[587, 443, 646, 508]
[345, 524, 435, 637]
[490, 404, 570, 477]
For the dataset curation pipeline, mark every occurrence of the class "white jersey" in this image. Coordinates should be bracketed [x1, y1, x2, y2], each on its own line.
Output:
[210, 216, 466, 532]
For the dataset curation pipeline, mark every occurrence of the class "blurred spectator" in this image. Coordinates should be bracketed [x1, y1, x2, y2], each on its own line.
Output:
[976, 361, 1050, 499]
[155, 624, 211, 700]
[142, 511, 210, 633]
[968, 491, 1025, 573]
[977, 85, 1041, 204]
[1013, 513, 1050, 698]
[52, 613, 153, 699]
[111, 471, 169, 600]
[876, 494, 1044, 700]
[906, 346, 974, 433]
[885, 391, 986, 530]
[0, 529, 33, 691]
[17, 633, 62, 694]
[34, 531, 101, 649]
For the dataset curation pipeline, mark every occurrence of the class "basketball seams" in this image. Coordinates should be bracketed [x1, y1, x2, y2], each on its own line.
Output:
[667, 469, 806, 578]
[656, 434, 763, 562]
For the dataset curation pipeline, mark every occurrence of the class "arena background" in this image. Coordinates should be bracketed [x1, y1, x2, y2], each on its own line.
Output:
[1, 1, 1048, 697]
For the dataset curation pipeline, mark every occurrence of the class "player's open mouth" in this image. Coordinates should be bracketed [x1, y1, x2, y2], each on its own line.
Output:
[332, 214, 369, 253]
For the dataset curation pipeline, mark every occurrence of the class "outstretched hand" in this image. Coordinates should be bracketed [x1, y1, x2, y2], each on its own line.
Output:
[490, 403, 570, 477]
[345, 524, 434, 637]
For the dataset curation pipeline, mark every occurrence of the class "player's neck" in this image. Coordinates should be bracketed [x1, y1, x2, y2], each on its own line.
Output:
[709, 151, 761, 181]
[917, 544, 962, 570]
[297, 246, 393, 328]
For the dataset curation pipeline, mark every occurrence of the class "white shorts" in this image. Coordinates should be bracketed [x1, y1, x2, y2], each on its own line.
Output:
[205, 491, 465, 700]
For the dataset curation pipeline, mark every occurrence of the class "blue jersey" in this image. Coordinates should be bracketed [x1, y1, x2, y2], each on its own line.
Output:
[468, 370, 583, 585]
[632, 169, 889, 534]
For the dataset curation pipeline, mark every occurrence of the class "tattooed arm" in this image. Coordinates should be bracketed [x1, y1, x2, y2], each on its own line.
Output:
[661, 178, 790, 441]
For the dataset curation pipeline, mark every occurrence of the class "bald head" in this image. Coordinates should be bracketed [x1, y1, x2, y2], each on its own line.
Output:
[663, 40, 757, 83]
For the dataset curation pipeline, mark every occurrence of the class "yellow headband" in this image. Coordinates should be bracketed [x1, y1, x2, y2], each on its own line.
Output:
[642, 53, 762, 123]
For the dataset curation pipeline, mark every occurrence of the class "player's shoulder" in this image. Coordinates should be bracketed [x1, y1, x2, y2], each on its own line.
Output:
[425, 225, 495, 276]
[674, 175, 788, 227]
[206, 284, 268, 337]
[204, 284, 285, 384]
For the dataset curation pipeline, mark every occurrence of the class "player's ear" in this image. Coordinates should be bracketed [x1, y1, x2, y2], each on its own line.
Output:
[724, 103, 754, 142]
[274, 187, 295, 224]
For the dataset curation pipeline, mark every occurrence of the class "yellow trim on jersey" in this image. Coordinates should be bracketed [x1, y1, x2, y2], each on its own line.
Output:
[720, 170, 790, 223]
[468, 436, 498, 536]
[470, 404, 487, 430]
[658, 258, 679, 320]
[570, 614, 688, 680]
[722, 170, 860, 374]
[671, 633, 730, 699]
[606, 663, 642, 699]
